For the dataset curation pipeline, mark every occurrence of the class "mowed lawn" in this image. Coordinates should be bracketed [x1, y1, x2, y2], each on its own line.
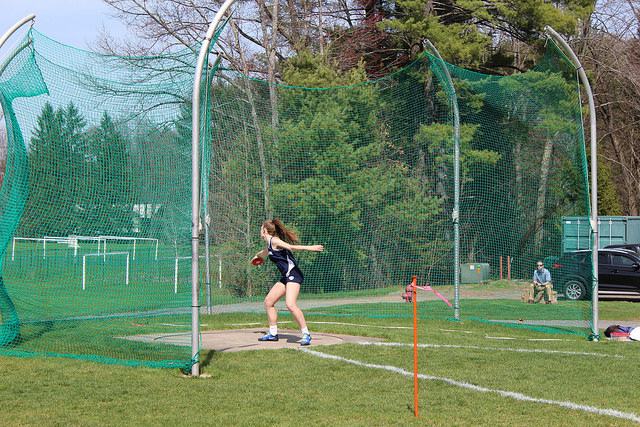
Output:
[0, 302, 639, 426]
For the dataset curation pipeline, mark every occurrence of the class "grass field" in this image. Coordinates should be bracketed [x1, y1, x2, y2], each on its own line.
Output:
[1, 301, 639, 426]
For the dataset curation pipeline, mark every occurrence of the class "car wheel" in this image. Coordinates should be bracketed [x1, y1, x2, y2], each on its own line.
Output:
[563, 279, 587, 301]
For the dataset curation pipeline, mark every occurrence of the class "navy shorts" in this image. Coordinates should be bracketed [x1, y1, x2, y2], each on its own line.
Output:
[279, 267, 304, 285]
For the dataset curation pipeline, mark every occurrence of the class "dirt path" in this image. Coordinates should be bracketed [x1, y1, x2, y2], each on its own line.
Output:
[207, 286, 523, 314]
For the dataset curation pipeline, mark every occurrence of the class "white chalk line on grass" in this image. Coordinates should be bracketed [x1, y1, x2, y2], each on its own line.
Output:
[299, 348, 640, 423]
[231, 321, 293, 326]
[310, 325, 570, 341]
[161, 323, 208, 327]
[309, 321, 413, 329]
[230, 321, 415, 329]
[484, 335, 566, 341]
[357, 341, 625, 358]
[229, 321, 569, 341]
[232, 320, 471, 332]
[229, 320, 412, 330]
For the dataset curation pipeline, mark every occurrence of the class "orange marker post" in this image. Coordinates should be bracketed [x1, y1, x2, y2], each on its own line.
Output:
[412, 275, 418, 418]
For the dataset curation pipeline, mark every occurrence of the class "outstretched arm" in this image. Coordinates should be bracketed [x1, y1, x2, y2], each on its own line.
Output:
[271, 237, 324, 253]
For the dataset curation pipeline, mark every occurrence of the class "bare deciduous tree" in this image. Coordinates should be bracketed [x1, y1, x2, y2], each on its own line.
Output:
[580, 0, 640, 214]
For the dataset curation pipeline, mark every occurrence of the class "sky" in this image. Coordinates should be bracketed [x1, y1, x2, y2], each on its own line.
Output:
[0, 1, 130, 142]
[0, 0, 128, 51]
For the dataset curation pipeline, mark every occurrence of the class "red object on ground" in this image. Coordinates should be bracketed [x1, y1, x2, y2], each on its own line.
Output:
[610, 332, 630, 341]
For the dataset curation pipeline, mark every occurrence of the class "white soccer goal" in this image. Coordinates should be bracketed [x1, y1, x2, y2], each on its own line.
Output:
[82, 252, 130, 290]
[43, 236, 79, 258]
[11, 237, 45, 260]
[12, 236, 79, 260]
[68, 235, 103, 255]
[97, 236, 159, 260]
[12, 236, 107, 260]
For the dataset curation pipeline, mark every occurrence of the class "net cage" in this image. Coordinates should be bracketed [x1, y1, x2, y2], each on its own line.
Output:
[0, 29, 206, 369]
[205, 40, 592, 335]
[0, 27, 592, 368]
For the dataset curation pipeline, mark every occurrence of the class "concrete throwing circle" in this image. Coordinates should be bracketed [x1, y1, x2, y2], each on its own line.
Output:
[123, 327, 385, 352]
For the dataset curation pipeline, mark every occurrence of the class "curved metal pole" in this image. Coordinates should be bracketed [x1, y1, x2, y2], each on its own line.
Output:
[545, 26, 599, 340]
[425, 40, 461, 321]
[0, 14, 36, 348]
[191, 0, 238, 376]
[0, 14, 35, 51]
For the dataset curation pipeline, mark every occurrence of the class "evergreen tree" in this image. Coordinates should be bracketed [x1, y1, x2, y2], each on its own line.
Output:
[86, 112, 136, 235]
[379, 0, 593, 71]
[19, 102, 87, 236]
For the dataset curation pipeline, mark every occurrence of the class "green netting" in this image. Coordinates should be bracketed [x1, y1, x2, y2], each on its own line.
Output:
[204, 39, 592, 336]
[0, 29, 208, 369]
[0, 26, 593, 371]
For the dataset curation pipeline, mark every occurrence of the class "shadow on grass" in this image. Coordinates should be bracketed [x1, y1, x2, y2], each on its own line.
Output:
[199, 349, 216, 369]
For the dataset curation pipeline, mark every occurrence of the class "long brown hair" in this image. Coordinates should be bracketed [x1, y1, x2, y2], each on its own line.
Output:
[262, 219, 300, 243]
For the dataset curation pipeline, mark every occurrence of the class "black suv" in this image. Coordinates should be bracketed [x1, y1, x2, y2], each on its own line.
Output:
[605, 243, 640, 255]
[550, 248, 640, 300]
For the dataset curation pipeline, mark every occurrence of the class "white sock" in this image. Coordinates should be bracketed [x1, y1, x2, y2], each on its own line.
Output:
[301, 327, 309, 335]
[269, 325, 278, 336]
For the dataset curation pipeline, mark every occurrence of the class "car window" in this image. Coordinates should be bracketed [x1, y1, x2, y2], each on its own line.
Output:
[598, 252, 611, 265]
[611, 254, 637, 267]
[574, 252, 590, 263]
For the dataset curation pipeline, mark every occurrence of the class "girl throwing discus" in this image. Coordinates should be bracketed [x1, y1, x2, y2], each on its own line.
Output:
[251, 219, 324, 346]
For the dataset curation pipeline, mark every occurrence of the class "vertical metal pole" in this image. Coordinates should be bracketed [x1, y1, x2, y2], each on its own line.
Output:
[201, 76, 213, 315]
[175, 257, 179, 294]
[425, 40, 461, 320]
[412, 276, 418, 418]
[545, 26, 598, 339]
[205, 220, 212, 314]
[191, 0, 238, 376]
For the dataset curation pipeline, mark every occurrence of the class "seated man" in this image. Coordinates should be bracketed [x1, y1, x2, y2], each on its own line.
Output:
[529, 261, 553, 304]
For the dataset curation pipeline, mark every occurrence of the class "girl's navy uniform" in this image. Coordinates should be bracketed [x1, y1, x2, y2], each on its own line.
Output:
[268, 237, 304, 284]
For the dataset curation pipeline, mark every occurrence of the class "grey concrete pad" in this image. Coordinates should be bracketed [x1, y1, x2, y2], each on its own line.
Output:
[123, 327, 384, 352]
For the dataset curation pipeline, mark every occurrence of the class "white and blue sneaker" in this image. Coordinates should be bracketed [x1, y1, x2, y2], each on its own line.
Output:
[300, 333, 312, 346]
[258, 333, 279, 342]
